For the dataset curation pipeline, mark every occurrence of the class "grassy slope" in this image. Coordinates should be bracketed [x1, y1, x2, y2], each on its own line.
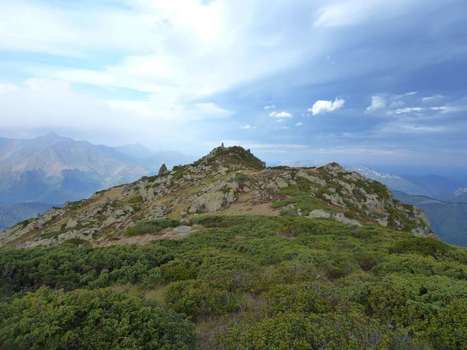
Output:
[0, 215, 466, 349]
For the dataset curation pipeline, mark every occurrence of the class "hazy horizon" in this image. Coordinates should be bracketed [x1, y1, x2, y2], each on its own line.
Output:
[2, 131, 467, 179]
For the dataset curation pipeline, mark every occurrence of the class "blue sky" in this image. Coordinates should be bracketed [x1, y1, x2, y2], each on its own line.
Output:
[1, 0, 467, 170]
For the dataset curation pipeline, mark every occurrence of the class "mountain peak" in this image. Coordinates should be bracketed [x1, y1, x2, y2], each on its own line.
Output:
[36, 132, 65, 141]
[193, 145, 266, 170]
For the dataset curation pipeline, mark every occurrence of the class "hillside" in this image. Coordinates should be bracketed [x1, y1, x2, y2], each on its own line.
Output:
[0, 146, 431, 248]
[0, 146, 465, 349]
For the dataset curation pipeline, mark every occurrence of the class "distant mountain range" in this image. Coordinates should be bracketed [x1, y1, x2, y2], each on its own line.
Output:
[393, 191, 467, 247]
[354, 167, 465, 201]
[0, 202, 51, 230]
[0, 133, 191, 229]
[352, 167, 467, 246]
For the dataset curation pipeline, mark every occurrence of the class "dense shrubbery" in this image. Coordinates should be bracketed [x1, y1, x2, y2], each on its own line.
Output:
[221, 311, 390, 350]
[0, 245, 173, 295]
[0, 215, 466, 349]
[166, 279, 242, 319]
[0, 288, 195, 350]
[126, 218, 180, 236]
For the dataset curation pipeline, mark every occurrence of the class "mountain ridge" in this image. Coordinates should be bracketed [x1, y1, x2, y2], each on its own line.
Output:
[0, 145, 432, 248]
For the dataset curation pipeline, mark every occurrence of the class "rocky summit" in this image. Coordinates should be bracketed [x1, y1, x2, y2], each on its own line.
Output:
[0, 146, 431, 248]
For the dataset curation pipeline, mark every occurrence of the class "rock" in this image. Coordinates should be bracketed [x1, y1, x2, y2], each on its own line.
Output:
[323, 193, 344, 206]
[276, 178, 289, 189]
[337, 180, 354, 194]
[376, 217, 389, 227]
[320, 162, 345, 175]
[296, 170, 326, 186]
[308, 209, 332, 219]
[158, 163, 169, 176]
[190, 191, 225, 213]
[334, 213, 362, 226]
[174, 225, 191, 237]
[102, 216, 120, 226]
[307, 210, 361, 226]
[65, 219, 78, 229]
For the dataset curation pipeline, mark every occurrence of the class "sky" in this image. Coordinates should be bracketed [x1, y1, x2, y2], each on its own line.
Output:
[1, 0, 467, 170]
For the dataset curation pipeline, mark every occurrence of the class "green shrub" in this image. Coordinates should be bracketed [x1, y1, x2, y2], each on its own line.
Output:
[265, 283, 332, 315]
[0, 245, 173, 295]
[125, 218, 180, 236]
[221, 311, 388, 350]
[165, 279, 241, 319]
[424, 298, 467, 349]
[374, 254, 467, 279]
[389, 237, 452, 260]
[1, 214, 466, 349]
[0, 287, 195, 350]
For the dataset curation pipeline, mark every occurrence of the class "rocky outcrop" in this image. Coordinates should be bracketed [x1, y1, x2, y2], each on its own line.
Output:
[0, 146, 432, 248]
[158, 163, 169, 177]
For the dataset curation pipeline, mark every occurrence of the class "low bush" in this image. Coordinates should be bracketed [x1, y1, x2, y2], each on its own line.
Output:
[221, 311, 388, 350]
[1, 215, 466, 349]
[126, 218, 180, 236]
[0, 287, 195, 350]
[165, 279, 241, 319]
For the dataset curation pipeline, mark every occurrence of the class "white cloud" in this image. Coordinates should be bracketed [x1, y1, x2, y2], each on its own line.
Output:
[241, 124, 255, 129]
[0, 79, 233, 149]
[309, 98, 345, 116]
[366, 96, 386, 113]
[263, 105, 276, 110]
[295, 122, 303, 127]
[0, 79, 109, 128]
[269, 111, 293, 119]
[380, 122, 446, 134]
[0, 83, 19, 94]
[389, 105, 467, 115]
[0, 0, 308, 136]
[430, 105, 467, 114]
[422, 95, 444, 104]
[393, 107, 424, 114]
[11, 0, 306, 97]
[313, 0, 426, 28]
[364, 92, 467, 117]
[314, 1, 372, 28]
